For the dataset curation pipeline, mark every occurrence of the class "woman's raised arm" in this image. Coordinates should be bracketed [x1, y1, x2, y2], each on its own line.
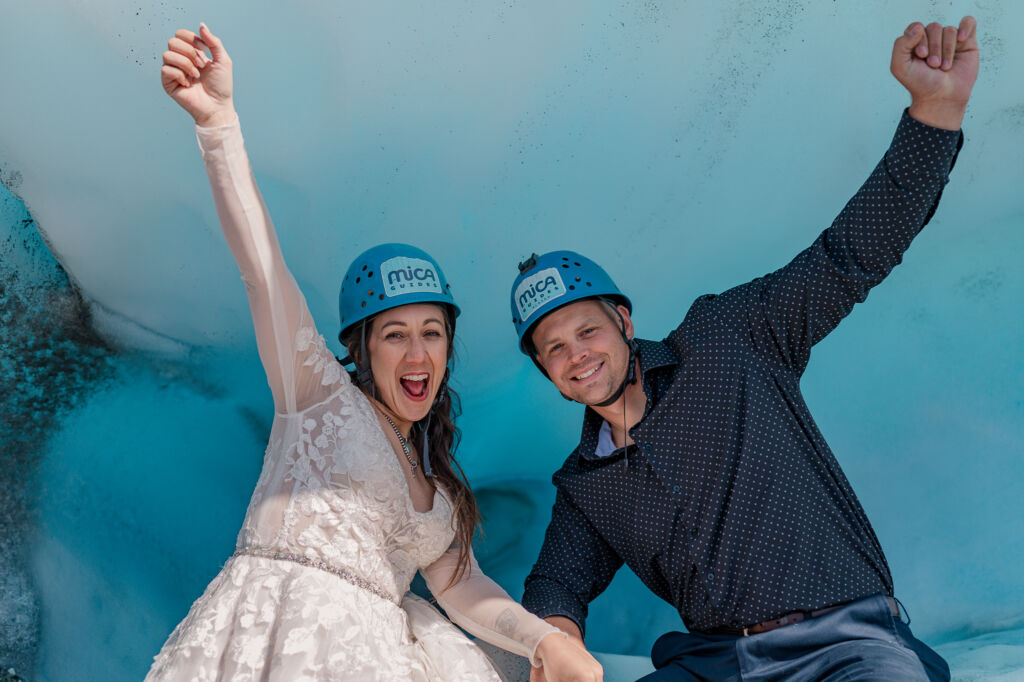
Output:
[162, 25, 344, 413]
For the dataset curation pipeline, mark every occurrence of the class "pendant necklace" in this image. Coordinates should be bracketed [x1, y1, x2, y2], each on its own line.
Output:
[380, 410, 419, 473]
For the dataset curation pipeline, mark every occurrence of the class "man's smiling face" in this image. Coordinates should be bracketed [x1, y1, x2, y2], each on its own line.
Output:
[531, 299, 634, 406]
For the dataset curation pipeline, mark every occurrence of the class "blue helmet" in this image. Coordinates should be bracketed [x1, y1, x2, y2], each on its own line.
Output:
[339, 243, 460, 341]
[510, 250, 631, 355]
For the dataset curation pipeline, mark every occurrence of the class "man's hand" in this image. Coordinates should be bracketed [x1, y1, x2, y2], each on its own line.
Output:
[891, 16, 979, 130]
[161, 23, 236, 127]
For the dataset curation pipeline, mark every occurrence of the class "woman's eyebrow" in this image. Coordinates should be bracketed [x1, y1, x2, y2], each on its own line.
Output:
[379, 318, 445, 329]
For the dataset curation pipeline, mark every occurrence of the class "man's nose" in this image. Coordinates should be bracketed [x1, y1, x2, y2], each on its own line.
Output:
[567, 339, 589, 363]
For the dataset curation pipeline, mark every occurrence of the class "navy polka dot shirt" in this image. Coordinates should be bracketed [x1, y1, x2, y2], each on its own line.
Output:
[521, 111, 963, 635]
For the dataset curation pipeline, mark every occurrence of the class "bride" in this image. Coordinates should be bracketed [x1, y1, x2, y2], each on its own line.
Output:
[147, 23, 602, 682]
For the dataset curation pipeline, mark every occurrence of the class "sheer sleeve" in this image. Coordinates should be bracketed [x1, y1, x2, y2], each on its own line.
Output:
[421, 546, 566, 667]
[196, 117, 345, 414]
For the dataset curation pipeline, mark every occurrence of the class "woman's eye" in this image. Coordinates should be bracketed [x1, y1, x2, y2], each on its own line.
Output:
[386, 331, 404, 340]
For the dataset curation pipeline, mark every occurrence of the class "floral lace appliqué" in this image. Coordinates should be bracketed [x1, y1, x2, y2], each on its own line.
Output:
[295, 326, 342, 386]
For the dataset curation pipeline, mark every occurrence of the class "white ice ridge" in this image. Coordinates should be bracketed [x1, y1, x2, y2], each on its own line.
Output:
[88, 301, 192, 357]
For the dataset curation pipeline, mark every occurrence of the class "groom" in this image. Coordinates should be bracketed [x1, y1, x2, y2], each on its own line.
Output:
[509, 16, 978, 681]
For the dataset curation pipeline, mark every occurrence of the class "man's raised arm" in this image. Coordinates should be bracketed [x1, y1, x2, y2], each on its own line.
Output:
[700, 17, 979, 375]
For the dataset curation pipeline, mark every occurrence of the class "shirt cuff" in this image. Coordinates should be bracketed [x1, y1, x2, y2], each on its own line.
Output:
[195, 113, 240, 131]
[194, 114, 242, 153]
[886, 108, 963, 183]
[530, 629, 569, 668]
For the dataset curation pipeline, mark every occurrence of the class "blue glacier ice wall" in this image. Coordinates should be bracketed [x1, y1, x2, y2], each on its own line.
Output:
[0, 181, 116, 676]
[0, 1, 1022, 680]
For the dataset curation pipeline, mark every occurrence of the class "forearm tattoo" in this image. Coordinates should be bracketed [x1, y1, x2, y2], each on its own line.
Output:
[495, 608, 519, 639]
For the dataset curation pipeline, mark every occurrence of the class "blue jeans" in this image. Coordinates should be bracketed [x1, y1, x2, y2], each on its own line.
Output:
[637, 594, 950, 681]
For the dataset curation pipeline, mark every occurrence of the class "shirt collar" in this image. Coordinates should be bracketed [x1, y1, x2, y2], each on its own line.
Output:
[576, 338, 679, 462]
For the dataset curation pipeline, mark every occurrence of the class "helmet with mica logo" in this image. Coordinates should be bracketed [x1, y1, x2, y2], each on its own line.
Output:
[510, 250, 631, 355]
[339, 243, 460, 342]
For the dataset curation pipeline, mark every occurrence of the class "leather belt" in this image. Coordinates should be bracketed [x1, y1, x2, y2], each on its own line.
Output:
[705, 597, 900, 637]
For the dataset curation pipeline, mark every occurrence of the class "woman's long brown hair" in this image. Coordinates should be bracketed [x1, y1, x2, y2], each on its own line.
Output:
[342, 306, 480, 588]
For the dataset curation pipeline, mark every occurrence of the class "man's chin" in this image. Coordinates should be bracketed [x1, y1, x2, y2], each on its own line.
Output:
[576, 385, 618, 407]
[556, 376, 620, 406]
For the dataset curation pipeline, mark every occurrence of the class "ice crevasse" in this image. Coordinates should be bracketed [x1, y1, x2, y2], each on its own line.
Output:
[0, 2, 1022, 680]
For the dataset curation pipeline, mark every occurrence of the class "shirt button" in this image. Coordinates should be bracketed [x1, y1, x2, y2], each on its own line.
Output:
[689, 527, 698, 538]
[707, 572, 714, 582]
[672, 485, 681, 494]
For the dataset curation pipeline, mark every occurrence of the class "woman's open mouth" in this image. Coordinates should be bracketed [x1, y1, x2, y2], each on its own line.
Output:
[400, 373, 430, 401]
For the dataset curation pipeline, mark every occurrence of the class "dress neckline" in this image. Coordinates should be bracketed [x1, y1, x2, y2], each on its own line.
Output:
[354, 387, 448, 518]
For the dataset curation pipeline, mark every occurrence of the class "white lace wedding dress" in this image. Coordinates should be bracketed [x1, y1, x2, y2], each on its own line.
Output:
[144, 118, 559, 681]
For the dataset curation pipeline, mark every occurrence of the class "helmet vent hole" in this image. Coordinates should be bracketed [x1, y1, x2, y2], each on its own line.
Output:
[561, 264, 569, 268]
[379, 294, 385, 300]
[586, 281, 592, 286]
[355, 277, 361, 283]
[569, 285, 576, 290]
[362, 264, 367, 271]
[368, 271, 373, 278]
[361, 301, 367, 308]
[575, 276, 581, 282]
[368, 290, 374, 296]
[574, 261, 580, 266]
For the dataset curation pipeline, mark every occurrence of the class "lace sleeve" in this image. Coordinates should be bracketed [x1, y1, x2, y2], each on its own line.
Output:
[421, 545, 565, 667]
[196, 117, 345, 413]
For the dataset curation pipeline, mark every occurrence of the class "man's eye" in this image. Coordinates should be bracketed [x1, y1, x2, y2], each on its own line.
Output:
[581, 327, 596, 336]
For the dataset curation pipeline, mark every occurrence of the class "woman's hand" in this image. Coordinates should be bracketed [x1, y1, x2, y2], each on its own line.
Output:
[161, 23, 236, 127]
[534, 632, 603, 682]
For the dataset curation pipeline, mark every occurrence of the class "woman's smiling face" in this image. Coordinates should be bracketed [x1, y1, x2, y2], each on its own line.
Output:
[366, 303, 450, 427]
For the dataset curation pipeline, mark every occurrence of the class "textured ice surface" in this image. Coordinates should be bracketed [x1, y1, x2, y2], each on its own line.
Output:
[937, 627, 1024, 682]
[0, 186, 115, 675]
[1, 1, 1022, 680]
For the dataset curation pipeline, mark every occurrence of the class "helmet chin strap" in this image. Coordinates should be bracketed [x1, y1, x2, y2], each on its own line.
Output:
[418, 412, 434, 478]
[589, 337, 638, 407]
[416, 369, 449, 479]
[356, 321, 374, 391]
